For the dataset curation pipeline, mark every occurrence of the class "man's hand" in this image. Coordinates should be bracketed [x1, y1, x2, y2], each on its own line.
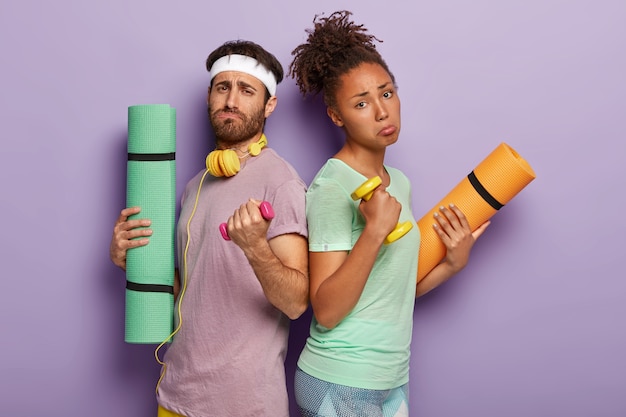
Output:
[110, 207, 152, 270]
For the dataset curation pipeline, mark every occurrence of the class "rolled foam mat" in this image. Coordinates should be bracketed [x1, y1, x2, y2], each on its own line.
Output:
[125, 104, 176, 343]
[417, 142, 536, 281]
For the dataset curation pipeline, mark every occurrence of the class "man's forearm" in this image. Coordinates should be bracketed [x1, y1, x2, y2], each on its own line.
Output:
[243, 235, 309, 320]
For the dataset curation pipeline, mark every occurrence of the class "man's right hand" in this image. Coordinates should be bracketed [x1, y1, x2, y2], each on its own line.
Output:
[110, 207, 152, 271]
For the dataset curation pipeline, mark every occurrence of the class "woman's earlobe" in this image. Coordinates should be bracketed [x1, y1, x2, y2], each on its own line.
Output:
[327, 107, 344, 127]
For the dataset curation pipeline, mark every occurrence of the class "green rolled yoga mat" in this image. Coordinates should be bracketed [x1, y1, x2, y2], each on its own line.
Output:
[125, 104, 176, 344]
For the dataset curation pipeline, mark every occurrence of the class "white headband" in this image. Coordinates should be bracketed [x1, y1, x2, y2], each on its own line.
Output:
[209, 54, 277, 96]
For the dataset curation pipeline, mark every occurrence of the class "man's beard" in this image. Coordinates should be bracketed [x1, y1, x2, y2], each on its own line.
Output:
[208, 105, 266, 146]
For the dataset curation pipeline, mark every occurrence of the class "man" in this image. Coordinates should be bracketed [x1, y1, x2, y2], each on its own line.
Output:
[110, 40, 309, 417]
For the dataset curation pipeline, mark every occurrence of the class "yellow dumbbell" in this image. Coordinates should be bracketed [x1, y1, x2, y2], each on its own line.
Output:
[351, 176, 413, 244]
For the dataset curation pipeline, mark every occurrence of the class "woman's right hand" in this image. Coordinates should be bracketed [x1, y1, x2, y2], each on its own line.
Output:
[110, 207, 152, 271]
[358, 187, 401, 243]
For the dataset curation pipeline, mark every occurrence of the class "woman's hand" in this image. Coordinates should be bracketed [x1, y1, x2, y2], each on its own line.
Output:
[433, 204, 489, 273]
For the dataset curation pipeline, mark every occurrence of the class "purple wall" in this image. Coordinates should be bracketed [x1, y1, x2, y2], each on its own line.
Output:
[1, 1, 624, 416]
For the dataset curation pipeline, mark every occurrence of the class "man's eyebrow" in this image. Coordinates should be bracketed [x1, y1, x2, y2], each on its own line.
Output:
[214, 79, 232, 88]
[237, 80, 258, 91]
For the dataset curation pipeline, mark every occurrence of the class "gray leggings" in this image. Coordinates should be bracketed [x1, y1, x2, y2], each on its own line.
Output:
[294, 367, 409, 417]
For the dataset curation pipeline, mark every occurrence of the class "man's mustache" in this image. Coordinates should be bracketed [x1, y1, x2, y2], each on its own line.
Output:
[208, 107, 245, 118]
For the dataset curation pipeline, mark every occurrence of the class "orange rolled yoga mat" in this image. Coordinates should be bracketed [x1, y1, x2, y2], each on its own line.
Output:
[417, 142, 536, 281]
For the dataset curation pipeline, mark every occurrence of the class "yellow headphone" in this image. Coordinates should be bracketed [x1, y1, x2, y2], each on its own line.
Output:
[205, 134, 268, 177]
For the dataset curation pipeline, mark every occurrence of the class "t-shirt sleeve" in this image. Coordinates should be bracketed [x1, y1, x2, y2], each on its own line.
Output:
[266, 177, 308, 240]
[306, 177, 355, 252]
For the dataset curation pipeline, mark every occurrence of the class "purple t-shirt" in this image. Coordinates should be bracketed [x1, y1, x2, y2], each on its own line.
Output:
[157, 147, 307, 417]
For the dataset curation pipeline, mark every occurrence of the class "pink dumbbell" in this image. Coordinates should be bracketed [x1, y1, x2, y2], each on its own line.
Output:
[219, 201, 275, 240]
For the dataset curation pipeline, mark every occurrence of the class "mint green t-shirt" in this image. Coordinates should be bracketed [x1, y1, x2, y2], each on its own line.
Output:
[298, 159, 420, 390]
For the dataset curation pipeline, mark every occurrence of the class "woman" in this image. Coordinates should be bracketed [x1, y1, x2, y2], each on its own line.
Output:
[289, 11, 489, 416]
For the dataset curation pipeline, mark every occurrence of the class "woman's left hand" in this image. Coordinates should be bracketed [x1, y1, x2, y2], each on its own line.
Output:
[433, 204, 490, 273]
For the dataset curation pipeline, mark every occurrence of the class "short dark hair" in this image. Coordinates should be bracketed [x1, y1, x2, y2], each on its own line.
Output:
[206, 40, 284, 100]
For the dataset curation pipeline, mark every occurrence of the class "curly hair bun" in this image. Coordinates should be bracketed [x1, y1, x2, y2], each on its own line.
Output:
[289, 10, 385, 101]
